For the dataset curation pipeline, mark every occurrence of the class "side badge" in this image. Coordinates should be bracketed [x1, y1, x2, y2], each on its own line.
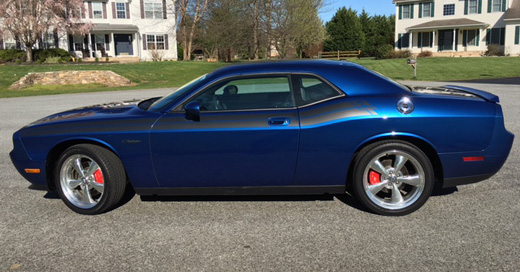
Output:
[397, 97, 414, 114]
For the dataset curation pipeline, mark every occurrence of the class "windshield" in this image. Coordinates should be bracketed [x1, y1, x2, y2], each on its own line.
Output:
[148, 74, 207, 112]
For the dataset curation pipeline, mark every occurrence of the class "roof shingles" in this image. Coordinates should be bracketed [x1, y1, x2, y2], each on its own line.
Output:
[505, 0, 520, 20]
[406, 18, 488, 31]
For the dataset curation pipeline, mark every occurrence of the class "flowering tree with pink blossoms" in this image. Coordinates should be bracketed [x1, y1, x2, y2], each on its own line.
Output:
[0, 0, 92, 62]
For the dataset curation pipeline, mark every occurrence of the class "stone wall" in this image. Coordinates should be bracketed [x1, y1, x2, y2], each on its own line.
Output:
[10, 70, 134, 90]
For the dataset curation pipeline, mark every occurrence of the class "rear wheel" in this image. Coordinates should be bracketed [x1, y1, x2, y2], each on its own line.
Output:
[55, 144, 126, 215]
[352, 141, 434, 216]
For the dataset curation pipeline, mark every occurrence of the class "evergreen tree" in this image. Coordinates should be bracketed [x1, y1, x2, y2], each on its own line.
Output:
[323, 7, 365, 51]
[359, 9, 375, 56]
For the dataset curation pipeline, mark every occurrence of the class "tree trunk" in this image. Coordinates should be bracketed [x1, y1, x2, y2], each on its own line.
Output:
[253, 0, 259, 60]
[187, 22, 197, 61]
[265, 1, 272, 60]
[227, 48, 231, 62]
[182, 22, 189, 61]
[25, 46, 33, 63]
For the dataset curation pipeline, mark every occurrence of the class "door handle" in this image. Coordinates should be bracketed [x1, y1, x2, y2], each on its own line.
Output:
[268, 117, 290, 126]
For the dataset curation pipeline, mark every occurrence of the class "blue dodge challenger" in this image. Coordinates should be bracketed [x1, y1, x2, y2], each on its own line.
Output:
[10, 60, 514, 215]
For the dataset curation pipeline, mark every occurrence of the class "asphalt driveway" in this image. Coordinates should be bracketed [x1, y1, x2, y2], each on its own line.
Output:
[0, 83, 519, 271]
[452, 77, 520, 85]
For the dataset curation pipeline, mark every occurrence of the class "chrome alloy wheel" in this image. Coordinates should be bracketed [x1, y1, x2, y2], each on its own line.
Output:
[59, 154, 105, 209]
[362, 150, 425, 210]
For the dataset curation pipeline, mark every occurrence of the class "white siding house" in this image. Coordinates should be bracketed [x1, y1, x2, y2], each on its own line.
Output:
[393, 0, 520, 56]
[0, 0, 178, 61]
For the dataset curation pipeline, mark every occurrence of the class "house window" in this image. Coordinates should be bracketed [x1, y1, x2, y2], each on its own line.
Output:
[491, 28, 500, 44]
[402, 5, 411, 19]
[443, 4, 455, 15]
[147, 34, 165, 50]
[401, 33, 410, 48]
[145, 0, 163, 19]
[423, 3, 432, 17]
[4, 36, 17, 49]
[95, 35, 106, 50]
[492, 0, 502, 12]
[487, 27, 505, 45]
[42, 33, 55, 49]
[116, 3, 126, 18]
[92, 2, 103, 18]
[466, 30, 478, 46]
[420, 32, 432, 48]
[73, 36, 84, 51]
[469, 0, 478, 14]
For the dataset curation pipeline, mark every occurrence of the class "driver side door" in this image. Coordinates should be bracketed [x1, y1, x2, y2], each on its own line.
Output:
[150, 75, 300, 188]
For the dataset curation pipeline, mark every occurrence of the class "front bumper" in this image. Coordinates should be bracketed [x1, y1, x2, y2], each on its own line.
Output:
[10, 136, 48, 188]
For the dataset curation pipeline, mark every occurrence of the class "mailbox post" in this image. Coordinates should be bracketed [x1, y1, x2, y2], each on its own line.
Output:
[407, 55, 417, 79]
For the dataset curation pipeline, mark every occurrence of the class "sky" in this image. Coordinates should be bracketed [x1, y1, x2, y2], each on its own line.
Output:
[320, 0, 396, 23]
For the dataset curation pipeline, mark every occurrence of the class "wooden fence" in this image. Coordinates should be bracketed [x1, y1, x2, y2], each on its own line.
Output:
[318, 50, 361, 60]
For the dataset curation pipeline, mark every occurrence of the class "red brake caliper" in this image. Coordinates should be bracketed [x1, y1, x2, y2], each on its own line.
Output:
[93, 169, 104, 184]
[369, 170, 381, 185]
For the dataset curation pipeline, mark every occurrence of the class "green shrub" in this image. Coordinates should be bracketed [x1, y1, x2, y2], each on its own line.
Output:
[418, 50, 433, 58]
[485, 44, 503, 56]
[385, 49, 411, 59]
[177, 44, 184, 60]
[0, 49, 27, 63]
[95, 57, 99, 62]
[44, 57, 61, 64]
[374, 44, 394, 59]
[33, 48, 72, 63]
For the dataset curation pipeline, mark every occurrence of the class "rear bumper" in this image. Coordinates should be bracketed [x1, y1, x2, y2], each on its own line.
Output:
[443, 173, 494, 188]
[440, 116, 514, 188]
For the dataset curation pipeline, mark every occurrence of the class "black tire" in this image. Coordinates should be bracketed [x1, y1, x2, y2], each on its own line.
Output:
[55, 144, 127, 215]
[352, 140, 434, 216]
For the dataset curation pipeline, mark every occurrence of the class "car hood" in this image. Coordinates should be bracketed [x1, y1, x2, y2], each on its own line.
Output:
[29, 99, 141, 126]
[409, 85, 499, 103]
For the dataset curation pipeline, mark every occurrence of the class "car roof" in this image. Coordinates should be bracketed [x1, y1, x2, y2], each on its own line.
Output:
[204, 60, 407, 97]
[209, 60, 364, 78]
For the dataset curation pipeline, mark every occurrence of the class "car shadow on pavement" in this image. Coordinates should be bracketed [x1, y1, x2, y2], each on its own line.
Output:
[37, 184, 458, 214]
[43, 190, 60, 199]
[140, 194, 336, 202]
[140, 193, 384, 214]
[432, 184, 458, 196]
[40, 186, 137, 212]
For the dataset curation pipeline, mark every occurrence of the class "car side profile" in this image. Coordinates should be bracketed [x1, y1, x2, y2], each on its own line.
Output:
[10, 60, 514, 215]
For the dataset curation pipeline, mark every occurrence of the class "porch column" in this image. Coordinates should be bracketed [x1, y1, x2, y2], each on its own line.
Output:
[88, 34, 92, 58]
[453, 28, 456, 51]
[112, 33, 116, 56]
[410, 32, 413, 49]
[432, 31, 436, 50]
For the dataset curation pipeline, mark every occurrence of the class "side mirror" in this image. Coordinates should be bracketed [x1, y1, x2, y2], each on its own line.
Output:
[184, 101, 201, 122]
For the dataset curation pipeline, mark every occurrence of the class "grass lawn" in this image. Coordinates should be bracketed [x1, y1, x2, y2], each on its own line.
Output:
[0, 61, 227, 98]
[0, 57, 519, 98]
[351, 57, 520, 81]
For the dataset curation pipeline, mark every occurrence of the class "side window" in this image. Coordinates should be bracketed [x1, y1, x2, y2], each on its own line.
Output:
[294, 75, 342, 106]
[191, 76, 294, 111]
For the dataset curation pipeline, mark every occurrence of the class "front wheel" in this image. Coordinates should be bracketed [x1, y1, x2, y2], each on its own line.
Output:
[352, 141, 434, 216]
[55, 144, 127, 215]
